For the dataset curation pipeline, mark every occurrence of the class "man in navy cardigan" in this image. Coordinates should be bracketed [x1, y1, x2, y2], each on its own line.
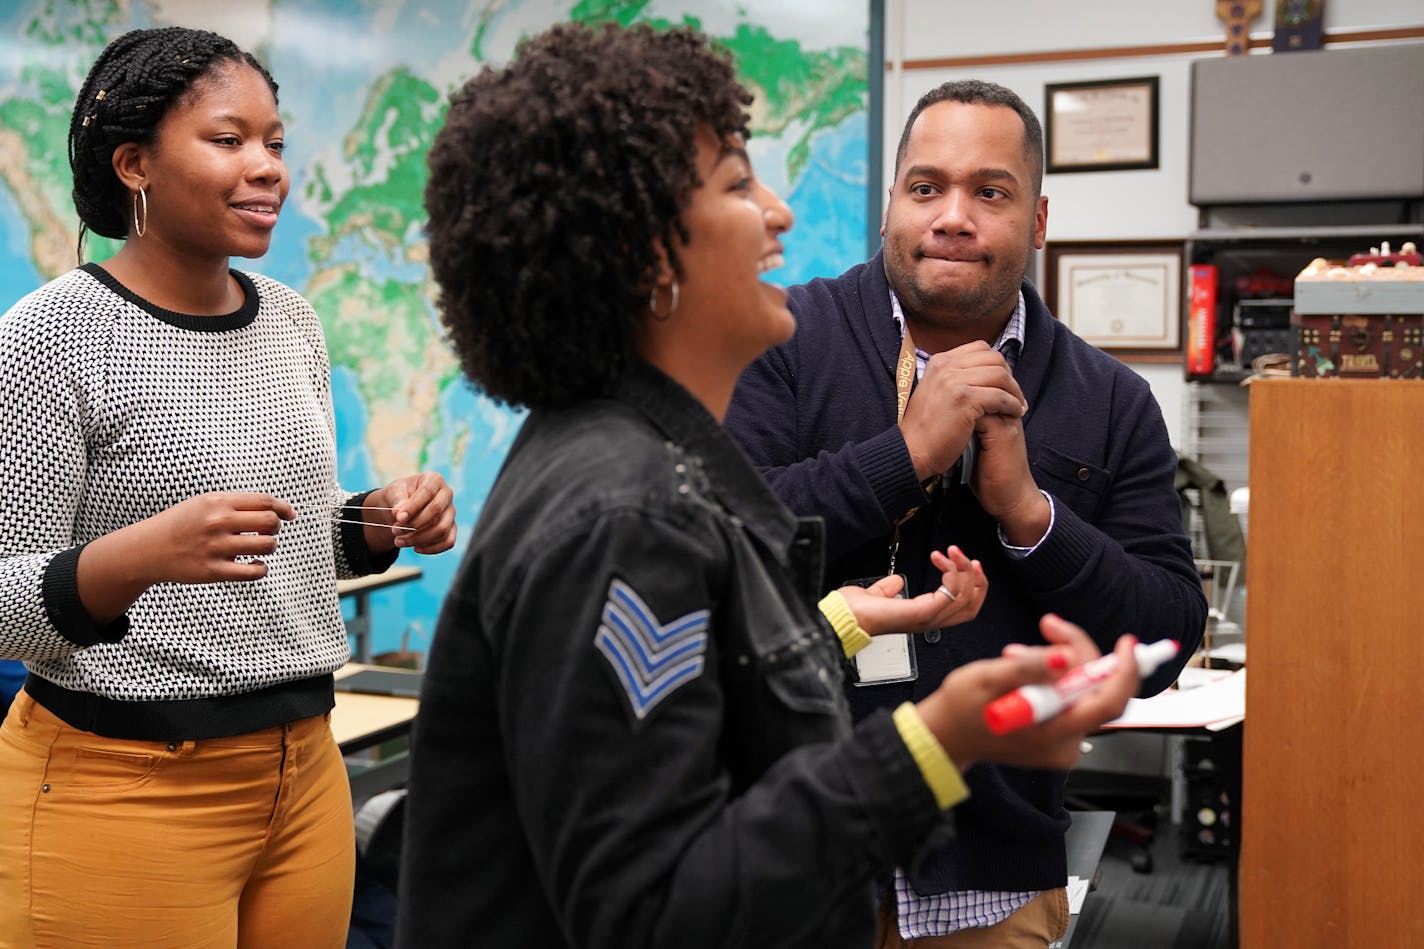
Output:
[724, 80, 1206, 947]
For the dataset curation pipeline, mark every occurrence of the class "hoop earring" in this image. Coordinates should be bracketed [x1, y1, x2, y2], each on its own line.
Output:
[649, 280, 679, 321]
[132, 186, 148, 238]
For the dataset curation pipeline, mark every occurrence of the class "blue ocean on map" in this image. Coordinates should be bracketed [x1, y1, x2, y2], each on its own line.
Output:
[0, 189, 42, 307]
[781, 113, 872, 287]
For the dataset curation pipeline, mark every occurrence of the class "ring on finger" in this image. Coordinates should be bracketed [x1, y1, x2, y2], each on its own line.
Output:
[935, 585, 958, 602]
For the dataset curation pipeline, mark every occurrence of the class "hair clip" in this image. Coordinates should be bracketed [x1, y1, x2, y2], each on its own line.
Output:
[82, 115, 92, 127]
[95, 89, 106, 101]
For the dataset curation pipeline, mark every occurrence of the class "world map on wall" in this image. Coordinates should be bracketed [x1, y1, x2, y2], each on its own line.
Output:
[0, 0, 870, 655]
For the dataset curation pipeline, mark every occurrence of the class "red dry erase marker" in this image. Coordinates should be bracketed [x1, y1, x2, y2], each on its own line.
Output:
[983, 640, 1180, 735]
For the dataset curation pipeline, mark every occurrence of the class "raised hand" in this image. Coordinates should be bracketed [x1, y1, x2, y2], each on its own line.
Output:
[836, 545, 988, 635]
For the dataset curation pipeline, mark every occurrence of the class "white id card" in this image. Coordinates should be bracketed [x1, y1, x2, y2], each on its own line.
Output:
[843, 574, 919, 686]
[853, 632, 919, 685]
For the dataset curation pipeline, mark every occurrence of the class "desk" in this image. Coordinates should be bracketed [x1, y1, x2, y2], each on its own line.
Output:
[1052, 810, 1115, 948]
[1096, 676, 1244, 948]
[332, 664, 418, 808]
[1101, 667, 1244, 733]
[337, 565, 423, 663]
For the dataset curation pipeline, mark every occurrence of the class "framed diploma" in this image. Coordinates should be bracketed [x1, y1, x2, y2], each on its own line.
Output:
[1044, 76, 1159, 174]
[1044, 240, 1184, 359]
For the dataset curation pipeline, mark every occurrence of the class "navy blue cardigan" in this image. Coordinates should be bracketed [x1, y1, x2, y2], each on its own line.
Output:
[726, 253, 1206, 894]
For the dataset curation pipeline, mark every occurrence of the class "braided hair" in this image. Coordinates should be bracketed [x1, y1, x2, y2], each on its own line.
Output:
[424, 23, 753, 409]
[67, 27, 278, 255]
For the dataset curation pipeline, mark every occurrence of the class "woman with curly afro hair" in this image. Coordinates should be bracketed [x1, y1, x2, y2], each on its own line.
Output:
[399, 21, 1142, 949]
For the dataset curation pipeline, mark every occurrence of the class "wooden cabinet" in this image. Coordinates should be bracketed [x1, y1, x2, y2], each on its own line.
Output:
[1241, 379, 1424, 947]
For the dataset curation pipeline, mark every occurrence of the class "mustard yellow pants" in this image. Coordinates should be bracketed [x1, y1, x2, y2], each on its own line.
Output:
[0, 689, 354, 949]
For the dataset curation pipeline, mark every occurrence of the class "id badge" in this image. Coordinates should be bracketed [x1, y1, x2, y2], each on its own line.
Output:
[846, 574, 919, 686]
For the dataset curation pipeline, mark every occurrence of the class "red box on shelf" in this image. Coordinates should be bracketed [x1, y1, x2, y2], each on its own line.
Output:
[1187, 264, 1218, 376]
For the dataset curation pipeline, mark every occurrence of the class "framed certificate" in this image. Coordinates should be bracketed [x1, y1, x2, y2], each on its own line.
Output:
[1044, 241, 1184, 360]
[1045, 76, 1159, 174]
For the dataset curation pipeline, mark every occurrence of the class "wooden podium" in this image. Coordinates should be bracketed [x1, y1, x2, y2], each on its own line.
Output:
[1241, 380, 1424, 947]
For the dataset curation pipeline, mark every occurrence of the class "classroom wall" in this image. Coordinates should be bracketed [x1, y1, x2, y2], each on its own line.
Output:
[880, 0, 1424, 448]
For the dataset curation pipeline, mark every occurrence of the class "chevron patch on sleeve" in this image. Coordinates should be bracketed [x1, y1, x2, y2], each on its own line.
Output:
[594, 578, 710, 721]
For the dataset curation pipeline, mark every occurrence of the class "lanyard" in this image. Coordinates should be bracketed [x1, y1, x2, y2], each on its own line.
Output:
[887, 328, 940, 576]
[895, 324, 917, 425]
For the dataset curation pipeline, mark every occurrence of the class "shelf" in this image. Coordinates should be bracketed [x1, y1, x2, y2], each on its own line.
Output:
[1188, 370, 1250, 385]
[1182, 223, 1424, 384]
[1189, 223, 1424, 243]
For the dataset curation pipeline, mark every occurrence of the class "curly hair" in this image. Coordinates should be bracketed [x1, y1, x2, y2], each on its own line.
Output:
[424, 23, 752, 409]
[68, 27, 278, 254]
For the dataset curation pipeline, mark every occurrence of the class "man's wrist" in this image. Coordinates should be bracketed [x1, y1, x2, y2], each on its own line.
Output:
[897, 423, 934, 482]
[998, 488, 1053, 548]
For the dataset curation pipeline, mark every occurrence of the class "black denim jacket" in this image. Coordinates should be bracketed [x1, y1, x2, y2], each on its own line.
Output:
[398, 361, 948, 948]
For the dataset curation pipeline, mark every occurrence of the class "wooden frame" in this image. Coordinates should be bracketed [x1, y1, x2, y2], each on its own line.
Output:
[1044, 240, 1184, 361]
[1044, 76, 1160, 174]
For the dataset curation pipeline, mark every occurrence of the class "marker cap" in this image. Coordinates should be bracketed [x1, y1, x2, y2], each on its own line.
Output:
[984, 691, 1034, 735]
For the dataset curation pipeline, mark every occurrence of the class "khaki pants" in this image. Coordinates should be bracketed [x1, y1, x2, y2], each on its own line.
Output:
[0, 689, 354, 949]
[876, 887, 1070, 949]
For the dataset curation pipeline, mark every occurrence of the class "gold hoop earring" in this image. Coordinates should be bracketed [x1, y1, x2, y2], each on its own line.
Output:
[649, 280, 679, 321]
[132, 186, 148, 238]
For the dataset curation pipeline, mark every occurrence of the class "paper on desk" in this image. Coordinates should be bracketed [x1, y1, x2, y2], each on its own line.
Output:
[1175, 666, 1234, 690]
[1102, 669, 1245, 731]
[1066, 875, 1091, 915]
[1205, 641, 1247, 665]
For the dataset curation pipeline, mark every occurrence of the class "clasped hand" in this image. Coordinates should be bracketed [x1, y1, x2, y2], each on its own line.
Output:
[898, 341, 1024, 481]
[898, 341, 1048, 545]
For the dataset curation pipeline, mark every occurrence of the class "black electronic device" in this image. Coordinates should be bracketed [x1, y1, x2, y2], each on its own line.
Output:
[1179, 735, 1235, 863]
[1233, 298, 1295, 367]
[335, 668, 424, 699]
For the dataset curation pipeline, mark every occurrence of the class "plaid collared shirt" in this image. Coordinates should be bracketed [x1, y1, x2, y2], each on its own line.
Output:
[887, 288, 1038, 937]
[888, 289, 1026, 376]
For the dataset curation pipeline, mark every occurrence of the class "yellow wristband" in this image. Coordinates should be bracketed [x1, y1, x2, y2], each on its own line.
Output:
[819, 589, 871, 657]
[892, 702, 969, 810]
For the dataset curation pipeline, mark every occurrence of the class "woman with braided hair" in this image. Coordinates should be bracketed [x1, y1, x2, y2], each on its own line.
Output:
[0, 27, 456, 947]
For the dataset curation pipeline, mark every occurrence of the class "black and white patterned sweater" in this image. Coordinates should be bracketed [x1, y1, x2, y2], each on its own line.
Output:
[0, 264, 389, 737]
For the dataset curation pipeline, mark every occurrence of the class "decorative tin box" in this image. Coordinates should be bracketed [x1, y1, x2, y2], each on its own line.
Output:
[1292, 243, 1424, 379]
